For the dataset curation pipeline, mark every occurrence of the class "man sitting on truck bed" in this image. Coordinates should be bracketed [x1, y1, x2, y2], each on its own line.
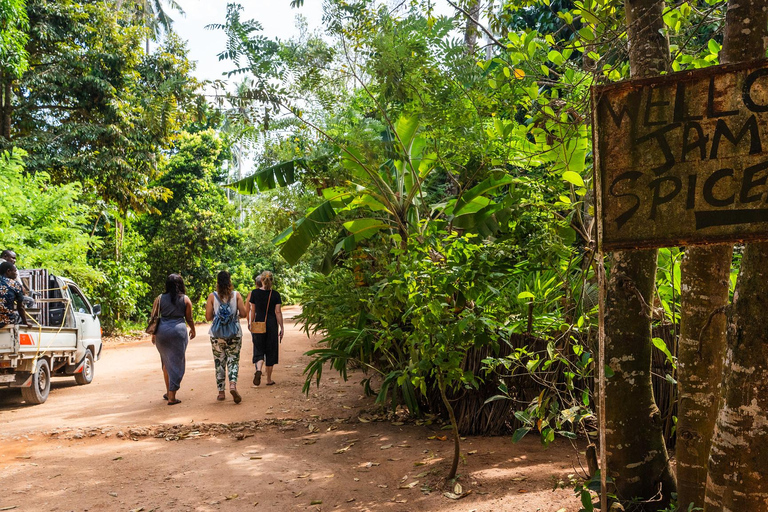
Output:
[0, 250, 35, 308]
[0, 262, 27, 328]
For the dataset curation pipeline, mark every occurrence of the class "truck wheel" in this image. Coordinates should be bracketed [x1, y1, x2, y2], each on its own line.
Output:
[74, 349, 94, 385]
[21, 358, 51, 405]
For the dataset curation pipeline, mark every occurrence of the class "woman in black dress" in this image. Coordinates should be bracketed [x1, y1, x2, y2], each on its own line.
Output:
[249, 271, 283, 386]
[152, 274, 196, 405]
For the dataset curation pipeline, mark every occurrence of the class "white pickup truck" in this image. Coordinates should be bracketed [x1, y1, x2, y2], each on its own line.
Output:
[0, 269, 102, 404]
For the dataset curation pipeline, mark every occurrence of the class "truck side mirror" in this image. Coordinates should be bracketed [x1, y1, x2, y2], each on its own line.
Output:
[92, 304, 102, 316]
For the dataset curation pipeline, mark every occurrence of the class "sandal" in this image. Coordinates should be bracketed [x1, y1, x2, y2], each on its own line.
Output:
[253, 370, 262, 386]
[230, 389, 242, 404]
[167, 399, 182, 405]
[266, 381, 276, 386]
[163, 393, 168, 400]
[217, 392, 225, 401]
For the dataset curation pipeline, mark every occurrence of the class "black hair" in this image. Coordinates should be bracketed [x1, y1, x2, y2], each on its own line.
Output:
[165, 274, 186, 303]
[217, 270, 233, 300]
[0, 262, 16, 277]
[1, 250, 15, 259]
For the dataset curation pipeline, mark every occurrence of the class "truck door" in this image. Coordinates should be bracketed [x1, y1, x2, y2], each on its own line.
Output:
[67, 284, 101, 352]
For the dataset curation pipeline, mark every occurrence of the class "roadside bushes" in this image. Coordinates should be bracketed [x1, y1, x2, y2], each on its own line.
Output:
[0, 149, 102, 286]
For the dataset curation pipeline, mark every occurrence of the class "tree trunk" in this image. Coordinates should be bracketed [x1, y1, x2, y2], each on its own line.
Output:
[604, 251, 675, 508]
[704, 244, 768, 510]
[437, 373, 461, 481]
[463, 0, 481, 55]
[602, 1, 675, 508]
[703, 2, 768, 509]
[676, 246, 730, 510]
[676, 0, 767, 506]
[1, 77, 11, 140]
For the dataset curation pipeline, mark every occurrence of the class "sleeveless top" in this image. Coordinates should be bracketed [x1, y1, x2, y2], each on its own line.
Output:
[213, 291, 242, 336]
[159, 293, 187, 323]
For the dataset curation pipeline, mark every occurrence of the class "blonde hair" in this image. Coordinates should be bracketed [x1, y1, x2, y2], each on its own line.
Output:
[261, 271, 274, 290]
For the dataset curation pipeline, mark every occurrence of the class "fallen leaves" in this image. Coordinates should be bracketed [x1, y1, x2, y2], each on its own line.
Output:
[334, 443, 355, 454]
[443, 482, 472, 500]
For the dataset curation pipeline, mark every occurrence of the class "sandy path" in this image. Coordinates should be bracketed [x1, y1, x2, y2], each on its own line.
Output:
[0, 307, 359, 435]
[0, 307, 582, 511]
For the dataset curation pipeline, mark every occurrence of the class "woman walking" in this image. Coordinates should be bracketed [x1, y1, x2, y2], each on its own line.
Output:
[152, 274, 195, 405]
[249, 271, 283, 386]
[205, 271, 247, 403]
[244, 273, 262, 309]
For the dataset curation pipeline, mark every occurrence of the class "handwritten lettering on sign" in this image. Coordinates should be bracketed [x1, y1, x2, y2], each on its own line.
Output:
[592, 60, 768, 250]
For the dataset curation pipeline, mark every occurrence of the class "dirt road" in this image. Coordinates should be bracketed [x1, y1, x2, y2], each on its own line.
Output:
[0, 307, 582, 511]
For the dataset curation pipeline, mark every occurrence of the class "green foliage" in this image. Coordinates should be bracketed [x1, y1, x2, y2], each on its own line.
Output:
[87, 219, 150, 334]
[140, 130, 240, 309]
[0, 0, 29, 76]
[118, 0, 185, 43]
[0, 149, 101, 285]
[3, 1, 198, 211]
[301, 228, 515, 409]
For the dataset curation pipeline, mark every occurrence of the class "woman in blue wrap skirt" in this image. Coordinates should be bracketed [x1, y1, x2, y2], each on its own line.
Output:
[152, 274, 196, 405]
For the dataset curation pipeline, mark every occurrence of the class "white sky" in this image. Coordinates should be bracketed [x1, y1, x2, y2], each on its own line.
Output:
[171, 1, 458, 85]
[171, 0, 326, 84]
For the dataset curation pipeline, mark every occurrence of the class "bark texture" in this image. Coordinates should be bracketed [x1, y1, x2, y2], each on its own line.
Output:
[704, 244, 768, 511]
[604, 250, 675, 507]
[678, 1, 767, 508]
[463, 0, 481, 55]
[704, 3, 768, 508]
[676, 246, 730, 510]
[1, 77, 11, 140]
[602, 1, 675, 507]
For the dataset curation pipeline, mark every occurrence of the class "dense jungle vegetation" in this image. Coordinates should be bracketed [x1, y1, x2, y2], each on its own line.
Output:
[2, 0, 768, 509]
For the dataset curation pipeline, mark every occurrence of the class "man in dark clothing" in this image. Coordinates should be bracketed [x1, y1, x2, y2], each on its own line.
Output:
[0, 262, 27, 327]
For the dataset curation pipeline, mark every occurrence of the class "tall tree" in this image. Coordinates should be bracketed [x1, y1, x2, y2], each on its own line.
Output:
[140, 129, 240, 304]
[674, 0, 759, 507]
[1, 0, 197, 211]
[603, 0, 675, 508]
[704, 1, 768, 508]
[462, 0, 481, 55]
[116, 0, 184, 54]
[676, 245, 730, 510]
[0, 0, 29, 138]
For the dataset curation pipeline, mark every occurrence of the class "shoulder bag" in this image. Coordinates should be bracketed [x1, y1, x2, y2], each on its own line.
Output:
[145, 295, 161, 335]
[249, 290, 272, 334]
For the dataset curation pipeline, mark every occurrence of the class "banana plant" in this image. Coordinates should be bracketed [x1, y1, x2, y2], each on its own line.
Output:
[226, 115, 515, 266]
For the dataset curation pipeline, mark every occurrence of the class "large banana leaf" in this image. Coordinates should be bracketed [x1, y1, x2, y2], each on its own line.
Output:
[225, 158, 303, 194]
[453, 202, 512, 238]
[395, 115, 419, 153]
[273, 200, 336, 265]
[454, 172, 515, 215]
[334, 218, 391, 255]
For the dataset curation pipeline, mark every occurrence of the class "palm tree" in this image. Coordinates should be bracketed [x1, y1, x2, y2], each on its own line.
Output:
[115, 0, 185, 53]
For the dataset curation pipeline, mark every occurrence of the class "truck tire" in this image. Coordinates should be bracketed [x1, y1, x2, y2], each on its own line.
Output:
[74, 349, 94, 385]
[21, 358, 51, 405]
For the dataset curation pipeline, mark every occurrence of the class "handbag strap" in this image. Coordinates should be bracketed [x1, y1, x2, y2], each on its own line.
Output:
[262, 290, 273, 322]
[151, 294, 161, 318]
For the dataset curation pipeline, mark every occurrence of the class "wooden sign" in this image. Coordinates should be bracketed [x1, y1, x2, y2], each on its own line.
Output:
[592, 60, 768, 250]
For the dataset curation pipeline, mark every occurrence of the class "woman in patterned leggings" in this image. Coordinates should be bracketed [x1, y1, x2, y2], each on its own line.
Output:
[205, 271, 247, 403]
